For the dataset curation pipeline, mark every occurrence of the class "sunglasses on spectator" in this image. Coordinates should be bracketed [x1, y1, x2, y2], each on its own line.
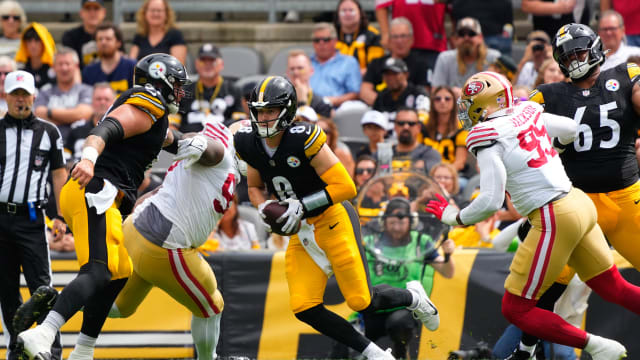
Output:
[395, 120, 420, 127]
[1, 15, 20, 21]
[457, 29, 477, 38]
[0, 71, 9, 76]
[355, 167, 375, 175]
[312, 37, 334, 43]
[434, 96, 452, 102]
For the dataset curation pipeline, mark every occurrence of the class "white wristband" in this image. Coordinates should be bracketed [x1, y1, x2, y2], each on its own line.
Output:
[81, 146, 99, 164]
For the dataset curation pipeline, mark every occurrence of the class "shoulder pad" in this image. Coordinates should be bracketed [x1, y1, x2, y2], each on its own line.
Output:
[286, 122, 326, 159]
[627, 62, 640, 83]
[124, 87, 166, 122]
[233, 126, 255, 160]
[466, 123, 499, 154]
[528, 88, 545, 105]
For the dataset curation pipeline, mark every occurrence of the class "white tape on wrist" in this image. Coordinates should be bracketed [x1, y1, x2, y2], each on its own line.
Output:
[81, 146, 99, 164]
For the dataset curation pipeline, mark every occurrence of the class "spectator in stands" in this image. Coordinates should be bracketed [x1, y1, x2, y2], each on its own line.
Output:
[354, 154, 377, 191]
[15, 22, 55, 89]
[532, 58, 566, 88]
[450, 0, 514, 55]
[64, 83, 115, 164]
[361, 17, 429, 106]
[309, 22, 361, 109]
[375, 0, 447, 75]
[286, 49, 332, 119]
[514, 31, 552, 88]
[599, 10, 640, 71]
[334, 0, 384, 75]
[0, 0, 26, 57]
[601, 0, 640, 47]
[34, 47, 93, 139]
[431, 17, 500, 91]
[0, 55, 16, 116]
[129, 0, 187, 65]
[81, 22, 136, 94]
[173, 43, 245, 131]
[214, 196, 260, 251]
[521, 0, 588, 40]
[62, 0, 107, 69]
[430, 163, 464, 207]
[356, 109, 388, 159]
[373, 57, 429, 123]
[362, 197, 454, 359]
[318, 117, 356, 177]
[513, 85, 532, 103]
[391, 107, 441, 174]
[295, 105, 319, 123]
[488, 55, 518, 82]
[422, 86, 469, 174]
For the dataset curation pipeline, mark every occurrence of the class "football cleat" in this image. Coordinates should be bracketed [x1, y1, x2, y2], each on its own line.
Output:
[17, 326, 54, 360]
[505, 348, 535, 360]
[406, 280, 439, 331]
[13, 286, 58, 334]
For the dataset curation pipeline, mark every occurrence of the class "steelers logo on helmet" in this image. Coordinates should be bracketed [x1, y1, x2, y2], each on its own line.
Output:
[464, 81, 484, 96]
[148, 61, 167, 79]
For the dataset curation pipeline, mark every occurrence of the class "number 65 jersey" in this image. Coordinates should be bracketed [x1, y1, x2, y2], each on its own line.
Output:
[466, 101, 572, 216]
[234, 121, 328, 218]
[530, 62, 640, 193]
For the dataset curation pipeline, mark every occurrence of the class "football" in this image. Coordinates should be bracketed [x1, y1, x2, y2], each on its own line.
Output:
[262, 201, 300, 236]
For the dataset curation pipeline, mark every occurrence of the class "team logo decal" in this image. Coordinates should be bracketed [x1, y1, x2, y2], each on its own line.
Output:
[464, 81, 484, 96]
[148, 61, 166, 79]
[605, 79, 620, 92]
[287, 156, 301, 168]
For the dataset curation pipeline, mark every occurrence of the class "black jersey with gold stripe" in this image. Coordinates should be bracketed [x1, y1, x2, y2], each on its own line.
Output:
[530, 63, 640, 193]
[336, 25, 385, 71]
[94, 85, 169, 212]
[234, 121, 328, 218]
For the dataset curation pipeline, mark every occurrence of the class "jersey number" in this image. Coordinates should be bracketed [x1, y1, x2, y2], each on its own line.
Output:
[517, 124, 557, 168]
[213, 173, 236, 214]
[573, 101, 620, 152]
[272, 176, 297, 200]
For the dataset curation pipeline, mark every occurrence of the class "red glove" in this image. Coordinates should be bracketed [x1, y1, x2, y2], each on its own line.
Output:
[425, 193, 460, 225]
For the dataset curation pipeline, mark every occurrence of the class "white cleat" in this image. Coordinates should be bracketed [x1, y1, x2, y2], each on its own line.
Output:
[406, 280, 439, 331]
[585, 335, 627, 360]
[367, 348, 395, 360]
[17, 326, 54, 360]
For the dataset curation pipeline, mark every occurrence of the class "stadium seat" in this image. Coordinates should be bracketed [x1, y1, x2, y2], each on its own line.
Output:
[267, 45, 314, 76]
[333, 103, 369, 143]
[235, 74, 268, 98]
[219, 46, 264, 78]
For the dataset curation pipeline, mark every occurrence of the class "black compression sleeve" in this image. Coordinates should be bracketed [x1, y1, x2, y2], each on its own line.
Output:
[89, 116, 124, 144]
[164, 129, 183, 154]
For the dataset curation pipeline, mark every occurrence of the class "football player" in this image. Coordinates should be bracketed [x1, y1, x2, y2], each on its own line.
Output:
[235, 75, 439, 360]
[15, 53, 192, 360]
[426, 71, 640, 360]
[105, 121, 240, 360]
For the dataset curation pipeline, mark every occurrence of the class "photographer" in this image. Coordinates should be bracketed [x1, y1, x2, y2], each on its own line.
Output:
[362, 197, 455, 359]
[513, 31, 552, 88]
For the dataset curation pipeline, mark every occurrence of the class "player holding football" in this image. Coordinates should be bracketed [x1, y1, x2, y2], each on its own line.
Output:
[234, 75, 439, 360]
[426, 71, 640, 360]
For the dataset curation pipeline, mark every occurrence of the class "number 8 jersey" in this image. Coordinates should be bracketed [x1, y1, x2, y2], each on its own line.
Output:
[530, 62, 640, 193]
[234, 121, 328, 218]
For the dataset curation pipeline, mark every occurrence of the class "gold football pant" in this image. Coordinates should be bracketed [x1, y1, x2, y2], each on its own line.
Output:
[115, 216, 223, 318]
[59, 177, 131, 280]
[286, 201, 371, 313]
[505, 188, 613, 300]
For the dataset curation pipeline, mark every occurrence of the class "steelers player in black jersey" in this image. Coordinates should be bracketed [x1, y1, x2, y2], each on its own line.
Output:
[16, 54, 195, 360]
[235, 75, 439, 360]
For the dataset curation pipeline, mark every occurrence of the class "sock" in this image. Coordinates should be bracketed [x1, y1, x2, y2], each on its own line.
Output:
[501, 291, 588, 348]
[363, 284, 413, 313]
[41, 311, 66, 337]
[521, 282, 568, 347]
[518, 341, 536, 354]
[586, 265, 640, 314]
[76, 333, 97, 347]
[362, 341, 385, 359]
[191, 313, 221, 360]
[295, 304, 370, 352]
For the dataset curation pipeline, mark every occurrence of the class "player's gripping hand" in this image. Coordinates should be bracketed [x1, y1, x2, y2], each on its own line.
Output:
[425, 193, 459, 226]
[257, 200, 278, 233]
[277, 198, 304, 234]
[175, 135, 208, 168]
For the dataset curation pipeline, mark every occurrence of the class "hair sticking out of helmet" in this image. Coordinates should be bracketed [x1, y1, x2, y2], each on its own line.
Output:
[134, 53, 192, 114]
[248, 76, 298, 138]
[457, 71, 514, 130]
[552, 23, 605, 81]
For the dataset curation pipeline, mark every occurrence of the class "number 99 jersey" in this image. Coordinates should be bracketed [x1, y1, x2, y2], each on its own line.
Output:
[529, 62, 640, 193]
[234, 121, 328, 218]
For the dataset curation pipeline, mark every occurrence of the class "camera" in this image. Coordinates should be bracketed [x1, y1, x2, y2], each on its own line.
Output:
[532, 43, 545, 52]
[448, 342, 492, 360]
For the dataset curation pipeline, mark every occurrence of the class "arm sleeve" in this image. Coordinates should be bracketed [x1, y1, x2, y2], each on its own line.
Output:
[542, 112, 577, 144]
[459, 145, 506, 224]
[319, 162, 357, 204]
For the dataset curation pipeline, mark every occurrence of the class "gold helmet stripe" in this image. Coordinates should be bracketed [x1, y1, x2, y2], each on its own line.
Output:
[258, 76, 275, 102]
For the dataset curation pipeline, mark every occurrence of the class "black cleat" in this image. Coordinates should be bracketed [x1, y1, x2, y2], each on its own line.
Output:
[12, 285, 58, 334]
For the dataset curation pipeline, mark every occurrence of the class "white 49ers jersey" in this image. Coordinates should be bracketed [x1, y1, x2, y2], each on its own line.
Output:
[466, 101, 571, 216]
[147, 121, 239, 249]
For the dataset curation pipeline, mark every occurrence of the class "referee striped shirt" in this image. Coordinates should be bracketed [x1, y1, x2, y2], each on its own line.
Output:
[0, 113, 66, 204]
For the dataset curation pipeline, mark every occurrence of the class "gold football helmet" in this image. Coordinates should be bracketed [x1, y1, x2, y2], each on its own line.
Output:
[457, 71, 514, 130]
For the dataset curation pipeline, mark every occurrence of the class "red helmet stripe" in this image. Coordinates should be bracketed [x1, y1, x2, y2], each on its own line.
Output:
[480, 71, 513, 107]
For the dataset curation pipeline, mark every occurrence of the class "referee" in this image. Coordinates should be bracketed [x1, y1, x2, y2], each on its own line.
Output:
[0, 71, 67, 360]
